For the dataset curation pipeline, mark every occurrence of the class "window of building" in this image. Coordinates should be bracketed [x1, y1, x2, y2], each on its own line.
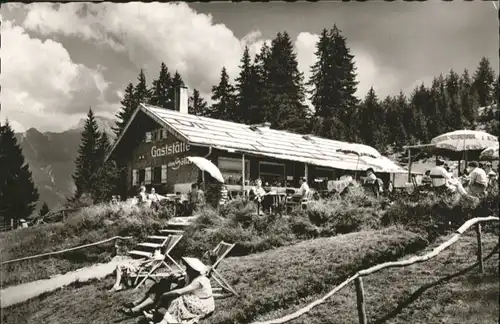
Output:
[153, 167, 162, 183]
[138, 169, 146, 185]
[259, 161, 285, 186]
[145, 132, 152, 143]
[218, 157, 250, 185]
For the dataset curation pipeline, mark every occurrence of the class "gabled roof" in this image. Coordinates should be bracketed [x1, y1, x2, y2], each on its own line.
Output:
[107, 103, 408, 173]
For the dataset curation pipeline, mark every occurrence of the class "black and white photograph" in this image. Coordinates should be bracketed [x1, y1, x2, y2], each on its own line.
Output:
[0, 1, 499, 324]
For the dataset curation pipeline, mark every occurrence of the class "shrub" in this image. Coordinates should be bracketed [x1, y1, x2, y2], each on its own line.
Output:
[382, 188, 499, 240]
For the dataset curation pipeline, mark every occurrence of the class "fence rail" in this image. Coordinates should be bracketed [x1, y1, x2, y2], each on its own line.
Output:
[252, 216, 499, 324]
[1, 236, 133, 266]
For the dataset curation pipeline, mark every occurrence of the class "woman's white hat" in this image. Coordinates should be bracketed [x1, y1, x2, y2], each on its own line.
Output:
[181, 257, 208, 274]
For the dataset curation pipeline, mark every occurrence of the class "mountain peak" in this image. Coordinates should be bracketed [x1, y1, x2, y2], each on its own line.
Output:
[71, 115, 116, 139]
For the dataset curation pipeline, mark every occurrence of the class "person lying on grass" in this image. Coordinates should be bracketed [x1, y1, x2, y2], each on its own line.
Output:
[121, 257, 215, 323]
[109, 250, 165, 292]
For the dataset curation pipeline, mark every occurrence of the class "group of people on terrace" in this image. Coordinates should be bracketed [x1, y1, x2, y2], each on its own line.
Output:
[421, 160, 497, 197]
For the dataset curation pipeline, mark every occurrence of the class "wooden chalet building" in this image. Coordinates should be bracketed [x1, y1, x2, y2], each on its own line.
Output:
[106, 87, 408, 197]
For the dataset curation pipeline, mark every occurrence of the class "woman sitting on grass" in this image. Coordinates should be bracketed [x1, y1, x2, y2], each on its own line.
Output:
[122, 257, 215, 323]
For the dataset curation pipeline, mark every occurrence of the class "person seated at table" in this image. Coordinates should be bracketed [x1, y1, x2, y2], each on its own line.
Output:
[297, 177, 310, 199]
[467, 161, 488, 197]
[251, 178, 267, 215]
[421, 170, 432, 187]
[362, 168, 383, 197]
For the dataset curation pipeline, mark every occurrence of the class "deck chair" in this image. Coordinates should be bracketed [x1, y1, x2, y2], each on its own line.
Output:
[130, 234, 184, 289]
[203, 241, 237, 297]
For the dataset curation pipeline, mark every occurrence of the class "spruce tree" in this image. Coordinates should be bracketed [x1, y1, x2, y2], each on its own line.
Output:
[0, 121, 39, 223]
[210, 67, 237, 121]
[134, 69, 151, 107]
[73, 108, 102, 200]
[261, 32, 309, 133]
[445, 70, 464, 130]
[150, 62, 172, 109]
[252, 42, 272, 124]
[39, 202, 50, 217]
[459, 69, 479, 128]
[113, 82, 136, 138]
[188, 89, 209, 116]
[408, 85, 430, 143]
[472, 57, 496, 107]
[235, 46, 261, 124]
[308, 25, 359, 140]
[359, 87, 387, 151]
[91, 131, 119, 202]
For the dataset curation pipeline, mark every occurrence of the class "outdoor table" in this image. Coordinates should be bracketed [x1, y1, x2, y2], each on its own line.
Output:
[264, 192, 287, 215]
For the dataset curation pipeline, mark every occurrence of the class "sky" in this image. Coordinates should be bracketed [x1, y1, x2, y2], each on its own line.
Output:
[1, 2, 498, 133]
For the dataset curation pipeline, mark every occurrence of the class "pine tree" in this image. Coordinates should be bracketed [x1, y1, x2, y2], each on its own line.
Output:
[472, 57, 496, 107]
[261, 32, 310, 133]
[392, 92, 409, 148]
[252, 42, 272, 124]
[72, 108, 102, 200]
[408, 85, 430, 143]
[134, 69, 151, 107]
[359, 87, 387, 151]
[308, 25, 359, 140]
[188, 89, 209, 116]
[459, 69, 479, 128]
[168, 71, 185, 111]
[445, 69, 464, 130]
[113, 83, 136, 138]
[210, 67, 237, 121]
[91, 131, 119, 202]
[0, 121, 39, 223]
[383, 94, 408, 150]
[150, 62, 172, 108]
[493, 76, 499, 106]
[39, 202, 50, 217]
[235, 46, 261, 124]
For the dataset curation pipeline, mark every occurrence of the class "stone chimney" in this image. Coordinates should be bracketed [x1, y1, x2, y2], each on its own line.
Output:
[174, 86, 189, 114]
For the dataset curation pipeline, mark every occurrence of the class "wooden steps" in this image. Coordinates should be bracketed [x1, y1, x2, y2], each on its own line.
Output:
[127, 217, 198, 259]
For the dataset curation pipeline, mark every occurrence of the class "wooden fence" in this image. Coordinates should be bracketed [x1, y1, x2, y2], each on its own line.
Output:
[0, 236, 133, 266]
[252, 216, 499, 324]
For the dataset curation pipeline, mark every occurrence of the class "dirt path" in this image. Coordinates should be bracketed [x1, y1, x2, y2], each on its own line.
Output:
[1, 256, 131, 308]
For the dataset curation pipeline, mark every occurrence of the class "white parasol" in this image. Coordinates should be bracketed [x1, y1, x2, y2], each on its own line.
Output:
[187, 156, 225, 183]
[430, 130, 498, 152]
[480, 146, 499, 160]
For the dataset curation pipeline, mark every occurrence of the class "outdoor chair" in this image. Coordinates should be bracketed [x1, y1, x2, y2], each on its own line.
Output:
[203, 241, 237, 297]
[128, 234, 184, 289]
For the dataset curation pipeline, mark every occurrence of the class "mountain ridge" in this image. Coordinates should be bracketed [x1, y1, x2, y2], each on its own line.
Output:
[15, 116, 116, 212]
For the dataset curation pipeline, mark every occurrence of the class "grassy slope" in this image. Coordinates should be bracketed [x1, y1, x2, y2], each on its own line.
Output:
[1, 228, 427, 324]
[0, 202, 168, 287]
[254, 233, 499, 324]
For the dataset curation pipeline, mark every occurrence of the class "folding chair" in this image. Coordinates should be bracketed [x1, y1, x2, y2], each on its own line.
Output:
[129, 234, 184, 289]
[203, 241, 237, 297]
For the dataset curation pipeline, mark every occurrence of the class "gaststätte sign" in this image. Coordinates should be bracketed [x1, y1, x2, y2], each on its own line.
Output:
[151, 141, 191, 158]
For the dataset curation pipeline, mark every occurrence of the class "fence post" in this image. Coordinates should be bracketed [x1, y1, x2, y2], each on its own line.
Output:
[476, 223, 484, 274]
[113, 238, 119, 257]
[355, 277, 367, 324]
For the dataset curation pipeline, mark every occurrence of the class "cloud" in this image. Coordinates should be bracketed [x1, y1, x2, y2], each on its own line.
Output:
[0, 15, 110, 132]
[23, 3, 392, 100]
[10, 3, 410, 132]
